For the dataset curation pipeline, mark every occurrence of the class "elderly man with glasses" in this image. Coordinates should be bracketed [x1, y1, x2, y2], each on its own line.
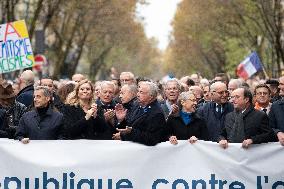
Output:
[197, 81, 234, 142]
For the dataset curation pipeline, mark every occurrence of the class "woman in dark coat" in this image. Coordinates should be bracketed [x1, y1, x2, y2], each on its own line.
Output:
[165, 91, 209, 145]
[63, 79, 107, 139]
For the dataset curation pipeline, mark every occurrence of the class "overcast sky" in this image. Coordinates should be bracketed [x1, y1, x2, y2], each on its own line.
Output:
[136, 0, 182, 51]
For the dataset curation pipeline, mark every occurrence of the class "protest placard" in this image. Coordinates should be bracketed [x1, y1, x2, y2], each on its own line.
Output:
[0, 20, 35, 73]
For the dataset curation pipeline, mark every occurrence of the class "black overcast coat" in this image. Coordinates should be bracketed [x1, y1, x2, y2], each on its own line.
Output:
[15, 106, 64, 140]
[63, 105, 107, 139]
[120, 100, 166, 146]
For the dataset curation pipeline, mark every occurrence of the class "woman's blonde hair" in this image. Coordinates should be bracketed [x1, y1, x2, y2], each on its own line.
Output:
[65, 79, 94, 106]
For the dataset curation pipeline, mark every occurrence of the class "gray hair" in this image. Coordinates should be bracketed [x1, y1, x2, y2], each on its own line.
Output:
[229, 79, 242, 88]
[164, 78, 181, 91]
[140, 81, 158, 98]
[210, 81, 226, 92]
[100, 81, 115, 90]
[120, 72, 135, 79]
[123, 84, 138, 94]
[178, 91, 195, 102]
[35, 86, 53, 97]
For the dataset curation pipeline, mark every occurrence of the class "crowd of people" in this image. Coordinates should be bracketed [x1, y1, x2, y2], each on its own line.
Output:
[0, 70, 283, 148]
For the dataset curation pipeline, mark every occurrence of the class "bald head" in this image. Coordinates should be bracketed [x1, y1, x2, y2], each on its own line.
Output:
[189, 85, 203, 102]
[72, 74, 86, 83]
[210, 81, 228, 104]
[20, 70, 34, 89]
[210, 82, 226, 92]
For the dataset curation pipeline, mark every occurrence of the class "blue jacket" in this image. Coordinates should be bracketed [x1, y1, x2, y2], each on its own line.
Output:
[16, 85, 34, 107]
[15, 106, 64, 140]
[269, 98, 284, 134]
[197, 101, 234, 142]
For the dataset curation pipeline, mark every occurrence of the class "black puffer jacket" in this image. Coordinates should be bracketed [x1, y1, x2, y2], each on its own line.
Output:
[0, 101, 27, 138]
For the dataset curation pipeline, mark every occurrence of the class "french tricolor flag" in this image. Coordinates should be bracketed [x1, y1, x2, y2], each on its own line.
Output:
[237, 52, 263, 79]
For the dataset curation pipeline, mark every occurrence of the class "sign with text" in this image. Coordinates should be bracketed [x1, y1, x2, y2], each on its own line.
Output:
[0, 140, 283, 189]
[0, 20, 34, 73]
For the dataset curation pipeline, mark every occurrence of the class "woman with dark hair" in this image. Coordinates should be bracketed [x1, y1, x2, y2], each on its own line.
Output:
[57, 82, 76, 103]
[63, 79, 107, 139]
[165, 91, 208, 145]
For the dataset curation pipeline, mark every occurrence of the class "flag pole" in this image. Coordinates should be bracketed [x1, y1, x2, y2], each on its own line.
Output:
[255, 51, 269, 79]
[262, 67, 269, 79]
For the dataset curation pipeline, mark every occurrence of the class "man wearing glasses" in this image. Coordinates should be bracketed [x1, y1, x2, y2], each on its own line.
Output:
[119, 72, 136, 86]
[254, 84, 271, 114]
[197, 81, 234, 142]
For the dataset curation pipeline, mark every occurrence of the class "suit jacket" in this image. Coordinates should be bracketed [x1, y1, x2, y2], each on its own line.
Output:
[160, 100, 171, 118]
[269, 98, 284, 134]
[220, 106, 276, 143]
[197, 101, 234, 142]
[120, 100, 166, 146]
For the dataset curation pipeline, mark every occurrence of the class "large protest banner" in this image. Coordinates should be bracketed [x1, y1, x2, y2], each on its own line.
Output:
[0, 20, 35, 73]
[0, 139, 283, 189]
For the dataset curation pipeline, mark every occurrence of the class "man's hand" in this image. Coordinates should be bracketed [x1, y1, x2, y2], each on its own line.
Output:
[242, 139, 253, 149]
[104, 109, 115, 122]
[169, 104, 179, 116]
[188, 136, 198, 144]
[115, 104, 127, 122]
[219, 139, 228, 149]
[116, 126, 132, 135]
[169, 136, 178, 145]
[112, 132, 121, 140]
[21, 138, 30, 144]
[277, 132, 284, 146]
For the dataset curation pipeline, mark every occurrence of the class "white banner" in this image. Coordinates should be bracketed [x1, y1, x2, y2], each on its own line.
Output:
[0, 139, 283, 189]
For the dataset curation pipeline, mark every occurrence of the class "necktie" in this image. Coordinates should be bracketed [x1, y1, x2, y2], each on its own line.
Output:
[217, 104, 222, 118]
[262, 108, 267, 113]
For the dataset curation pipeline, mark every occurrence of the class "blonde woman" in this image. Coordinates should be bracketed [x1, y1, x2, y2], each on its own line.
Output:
[63, 79, 106, 139]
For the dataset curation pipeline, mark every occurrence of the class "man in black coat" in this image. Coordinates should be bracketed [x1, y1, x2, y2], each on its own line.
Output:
[0, 81, 27, 138]
[16, 70, 34, 107]
[160, 79, 180, 118]
[15, 86, 64, 143]
[269, 76, 284, 146]
[113, 81, 166, 146]
[219, 87, 275, 149]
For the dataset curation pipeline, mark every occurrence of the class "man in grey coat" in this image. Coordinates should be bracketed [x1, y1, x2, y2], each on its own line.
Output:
[219, 87, 275, 149]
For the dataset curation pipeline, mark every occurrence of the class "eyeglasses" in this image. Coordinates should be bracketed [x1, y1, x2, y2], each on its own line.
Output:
[120, 79, 133, 82]
[213, 90, 228, 95]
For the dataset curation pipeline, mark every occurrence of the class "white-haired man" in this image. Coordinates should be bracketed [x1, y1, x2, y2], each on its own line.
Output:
[113, 81, 166, 146]
[119, 72, 136, 86]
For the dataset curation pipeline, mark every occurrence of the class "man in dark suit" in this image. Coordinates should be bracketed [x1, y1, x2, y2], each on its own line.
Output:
[113, 81, 166, 146]
[219, 87, 275, 149]
[160, 79, 180, 118]
[269, 76, 284, 146]
[16, 70, 34, 107]
[197, 82, 234, 142]
[15, 86, 64, 143]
